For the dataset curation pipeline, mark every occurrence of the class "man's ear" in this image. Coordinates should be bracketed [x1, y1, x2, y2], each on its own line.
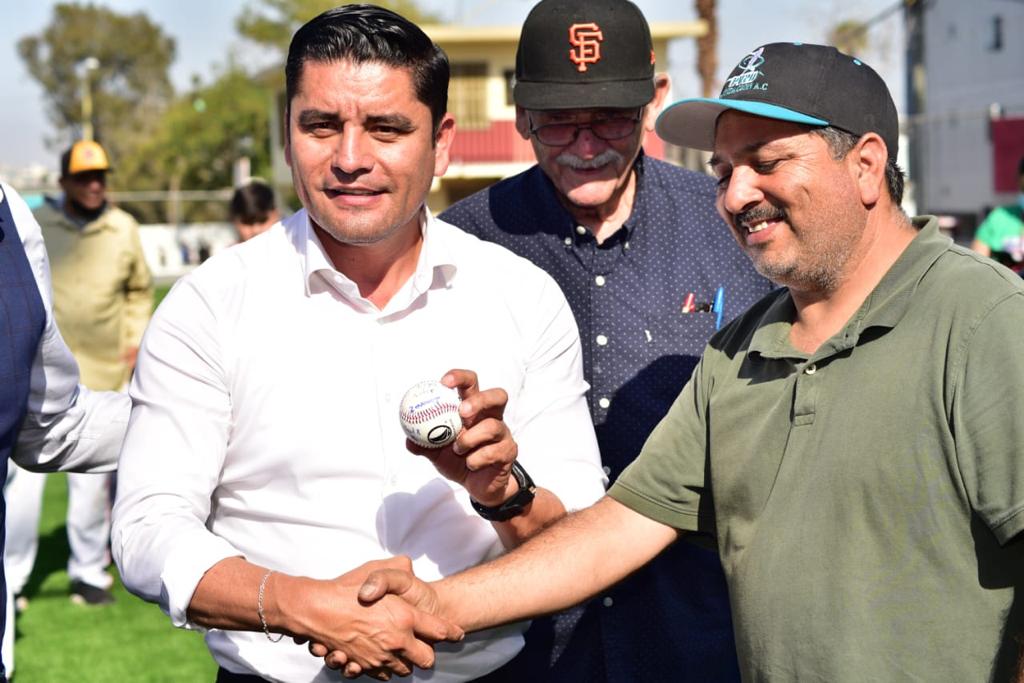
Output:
[514, 106, 531, 141]
[851, 132, 888, 207]
[643, 73, 671, 132]
[433, 114, 457, 177]
[284, 105, 292, 167]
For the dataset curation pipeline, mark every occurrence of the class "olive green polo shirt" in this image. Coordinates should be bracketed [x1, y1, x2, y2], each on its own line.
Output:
[610, 217, 1024, 681]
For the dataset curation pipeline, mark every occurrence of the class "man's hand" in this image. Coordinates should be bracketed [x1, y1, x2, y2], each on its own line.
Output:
[408, 369, 519, 507]
[304, 566, 447, 679]
[122, 345, 139, 369]
[285, 557, 462, 679]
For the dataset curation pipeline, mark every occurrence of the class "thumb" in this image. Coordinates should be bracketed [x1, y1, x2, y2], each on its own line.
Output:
[358, 568, 413, 604]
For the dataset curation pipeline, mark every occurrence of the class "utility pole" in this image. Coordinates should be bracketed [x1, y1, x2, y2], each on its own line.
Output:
[905, 0, 927, 212]
[78, 56, 100, 141]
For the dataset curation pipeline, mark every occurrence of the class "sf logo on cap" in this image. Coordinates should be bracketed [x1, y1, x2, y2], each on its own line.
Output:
[568, 22, 603, 72]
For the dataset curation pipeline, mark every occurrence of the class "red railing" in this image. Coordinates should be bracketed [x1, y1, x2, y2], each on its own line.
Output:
[448, 120, 666, 164]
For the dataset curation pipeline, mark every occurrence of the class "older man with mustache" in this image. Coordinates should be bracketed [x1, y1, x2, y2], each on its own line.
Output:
[440, 1, 772, 681]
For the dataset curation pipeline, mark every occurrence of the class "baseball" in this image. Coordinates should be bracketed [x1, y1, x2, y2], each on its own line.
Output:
[398, 380, 462, 449]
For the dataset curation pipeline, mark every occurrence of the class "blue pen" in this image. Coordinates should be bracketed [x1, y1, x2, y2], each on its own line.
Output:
[712, 286, 725, 330]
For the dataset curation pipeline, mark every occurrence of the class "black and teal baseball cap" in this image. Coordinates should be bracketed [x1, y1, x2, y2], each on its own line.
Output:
[656, 42, 899, 160]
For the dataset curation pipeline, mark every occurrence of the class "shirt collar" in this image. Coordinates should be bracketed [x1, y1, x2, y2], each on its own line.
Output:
[289, 206, 458, 312]
[749, 216, 946, 360]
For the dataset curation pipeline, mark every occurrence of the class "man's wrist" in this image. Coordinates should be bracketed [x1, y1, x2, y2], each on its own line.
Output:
[471, 461, 536, 521]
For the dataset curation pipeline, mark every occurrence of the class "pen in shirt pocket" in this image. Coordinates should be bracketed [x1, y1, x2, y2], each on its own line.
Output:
[681, 292, 712, 313]
[681, 288, 725, 329]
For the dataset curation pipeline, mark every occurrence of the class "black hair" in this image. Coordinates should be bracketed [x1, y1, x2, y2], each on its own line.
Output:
[229, 180, 277, 224]
[285, 4, 449, 133]
[812, 126, 905, 207]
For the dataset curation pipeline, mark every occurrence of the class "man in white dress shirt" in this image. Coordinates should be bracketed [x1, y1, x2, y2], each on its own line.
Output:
[0, 182, 130, 682]
[111, 5, 606, 682]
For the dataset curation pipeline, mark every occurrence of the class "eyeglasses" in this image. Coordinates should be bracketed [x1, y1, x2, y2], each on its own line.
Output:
[528, 109, 643, 146]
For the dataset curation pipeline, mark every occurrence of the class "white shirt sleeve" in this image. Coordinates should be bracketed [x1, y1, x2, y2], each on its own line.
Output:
[508, 271, 607, 512]
[4, 183, 130, 473]
[111, 274, 242, 627]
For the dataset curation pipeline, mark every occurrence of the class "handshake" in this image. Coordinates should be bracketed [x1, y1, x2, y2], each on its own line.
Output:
[285, 556, 467, 681]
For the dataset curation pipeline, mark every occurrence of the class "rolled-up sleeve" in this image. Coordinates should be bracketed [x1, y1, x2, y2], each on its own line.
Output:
[111, 276, 241, 627]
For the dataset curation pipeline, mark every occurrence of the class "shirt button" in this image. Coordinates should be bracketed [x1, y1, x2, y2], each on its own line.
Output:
[624, 241, 630, 250]
[596, 334, 608, 346]
[575, 225, 587, 236]
[563, 236, 573, 246]
[602, 465, 611, 475]
[602, 597, 614, 607]
[804, 363, 817, 375]
[598, 397, 610, 409]
[595, 275, 606, 287]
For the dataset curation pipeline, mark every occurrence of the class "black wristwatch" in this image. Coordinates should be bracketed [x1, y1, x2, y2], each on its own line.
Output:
[471, 461, 536, 522]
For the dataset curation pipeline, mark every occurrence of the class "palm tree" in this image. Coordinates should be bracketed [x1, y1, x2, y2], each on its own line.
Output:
[695, 0, 717, 98]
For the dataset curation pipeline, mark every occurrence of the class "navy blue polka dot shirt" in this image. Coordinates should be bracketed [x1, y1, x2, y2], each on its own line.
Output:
[442, 153, 773, 682]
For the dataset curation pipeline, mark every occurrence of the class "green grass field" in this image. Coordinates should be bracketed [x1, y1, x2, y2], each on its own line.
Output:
[13, 283, 211, 680]
[11, 474, 217, 682]
[154, 283, 173, 310]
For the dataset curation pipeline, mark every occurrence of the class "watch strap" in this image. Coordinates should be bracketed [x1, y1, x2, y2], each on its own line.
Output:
[471, 461, 536, 522]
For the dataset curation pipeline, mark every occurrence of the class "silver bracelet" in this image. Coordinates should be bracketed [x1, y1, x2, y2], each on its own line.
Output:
[257, 569, 284, 643]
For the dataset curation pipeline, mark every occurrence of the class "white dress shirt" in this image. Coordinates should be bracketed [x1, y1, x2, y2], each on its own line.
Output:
[2, 182, 128, 472]
[112, 208, 606, 682]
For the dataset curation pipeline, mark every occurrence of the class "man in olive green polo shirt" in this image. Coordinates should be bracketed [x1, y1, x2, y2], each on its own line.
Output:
[313, 44, 1024, 682]
[6, 140, 152, 608]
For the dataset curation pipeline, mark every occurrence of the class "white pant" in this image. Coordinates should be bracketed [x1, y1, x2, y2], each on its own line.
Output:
[3, 448, 114, 679]
[4, 466, 114, 591]
[3, 464, 46, 677]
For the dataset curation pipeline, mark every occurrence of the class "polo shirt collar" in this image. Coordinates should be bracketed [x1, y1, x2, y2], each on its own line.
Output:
[749, 216, 945, 360]
[291, 206, 458, 308]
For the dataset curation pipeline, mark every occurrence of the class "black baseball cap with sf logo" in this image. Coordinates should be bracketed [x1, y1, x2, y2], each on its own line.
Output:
[513, 0, 656, 111]
[657, 42, 899, 161]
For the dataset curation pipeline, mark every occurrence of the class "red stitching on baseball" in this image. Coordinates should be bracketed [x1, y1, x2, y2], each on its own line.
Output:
[405, 402, 460, 424]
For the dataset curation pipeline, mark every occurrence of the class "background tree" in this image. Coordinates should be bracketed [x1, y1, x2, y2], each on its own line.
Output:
[119, 67, 274, 223]
[17, 3, 175, 173]
[829, 19, 870, 56]
[694, 0, 717, 98]
[236, 0, 439, 56]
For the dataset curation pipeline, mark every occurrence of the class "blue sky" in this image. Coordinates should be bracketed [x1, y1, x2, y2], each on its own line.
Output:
[0, 0, 905, 171]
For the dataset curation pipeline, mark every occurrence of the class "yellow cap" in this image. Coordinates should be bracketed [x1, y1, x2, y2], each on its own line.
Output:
[62, 140, 111, 176]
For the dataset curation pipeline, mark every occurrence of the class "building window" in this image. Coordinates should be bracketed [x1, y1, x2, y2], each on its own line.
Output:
[989, 16, 1003, 51]
[449, 62, 489, 130]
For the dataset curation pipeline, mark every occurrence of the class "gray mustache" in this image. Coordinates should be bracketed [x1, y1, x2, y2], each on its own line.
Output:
[555, 149, 624, 170]
[736, 205, 785, 226]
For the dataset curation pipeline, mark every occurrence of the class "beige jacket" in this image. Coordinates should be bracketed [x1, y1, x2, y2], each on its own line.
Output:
[34, 199, 153, 390]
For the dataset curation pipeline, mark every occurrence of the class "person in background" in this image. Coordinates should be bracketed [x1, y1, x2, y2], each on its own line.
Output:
[441, 1, 771, 680]
[229, 179, 281, 243]
[5, 139, 152, 610]
[971, 156, 1024, 274]
[111, 5, 605, 682]
[0, 181, 131, 682]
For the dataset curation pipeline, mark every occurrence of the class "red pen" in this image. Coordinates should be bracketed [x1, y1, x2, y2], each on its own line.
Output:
[681, 292, 696, 313]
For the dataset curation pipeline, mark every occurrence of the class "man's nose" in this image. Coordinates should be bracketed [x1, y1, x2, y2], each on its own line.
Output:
[720, 165, 764, 217]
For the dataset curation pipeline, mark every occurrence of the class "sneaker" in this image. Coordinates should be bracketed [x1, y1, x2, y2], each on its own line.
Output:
[69, 580, 115, 606]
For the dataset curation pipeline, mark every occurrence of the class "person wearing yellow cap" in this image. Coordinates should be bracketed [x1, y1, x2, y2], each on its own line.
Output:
[5, 139, 152, 609]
